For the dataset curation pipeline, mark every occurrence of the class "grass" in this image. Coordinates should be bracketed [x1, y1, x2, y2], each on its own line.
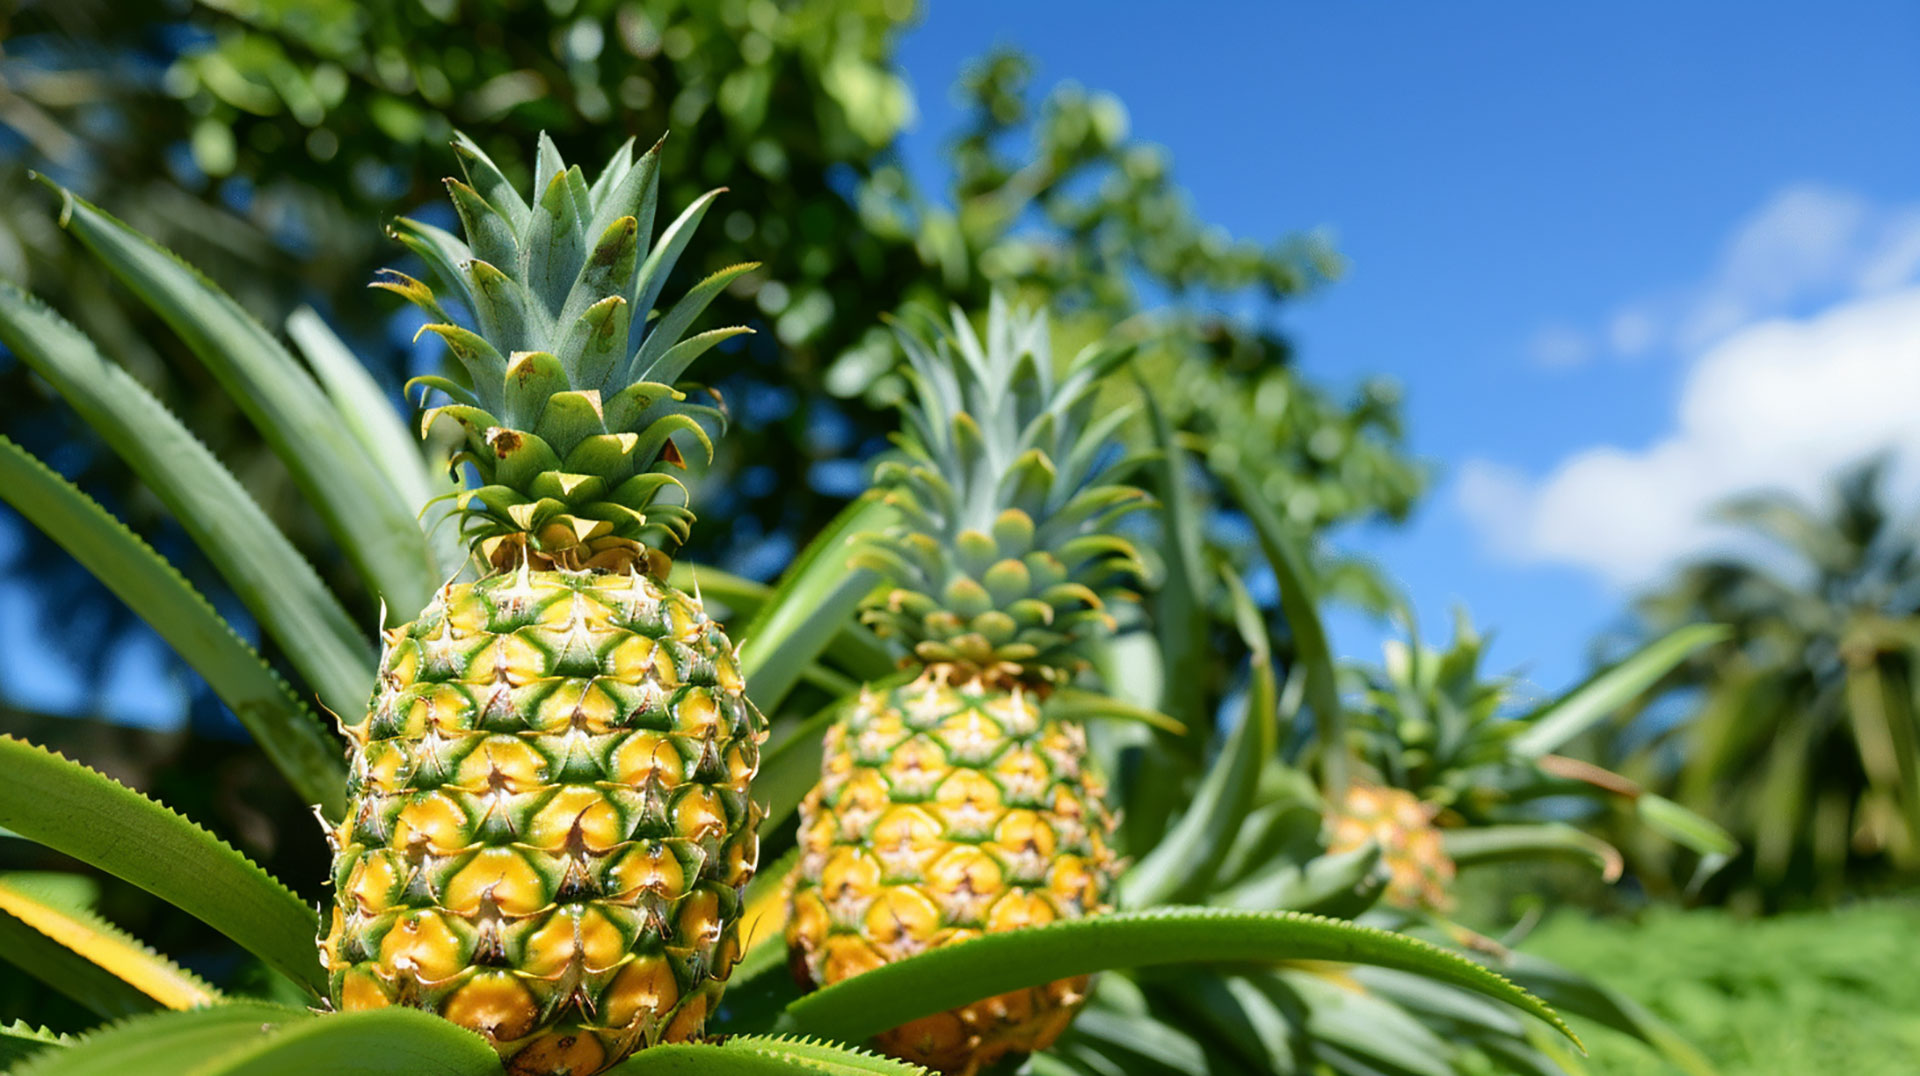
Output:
[1522, 900, 1920, 1075]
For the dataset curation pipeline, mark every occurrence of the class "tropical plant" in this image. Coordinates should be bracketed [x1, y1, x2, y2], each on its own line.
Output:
[1341, 608, 1738, 902]
[0, 144, 1567, 1074]
[787, 297, 1140, 1074]
[1597, 457, 1920, 908]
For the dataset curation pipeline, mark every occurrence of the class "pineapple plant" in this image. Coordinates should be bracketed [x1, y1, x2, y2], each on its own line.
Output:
[0, 130, 1581, 1076]
[786, 297, 1141, 1074]
[313, 134, 770, 1073]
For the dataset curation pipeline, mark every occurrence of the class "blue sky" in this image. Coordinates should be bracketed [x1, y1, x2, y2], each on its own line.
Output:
[896, 2, 1920, 691]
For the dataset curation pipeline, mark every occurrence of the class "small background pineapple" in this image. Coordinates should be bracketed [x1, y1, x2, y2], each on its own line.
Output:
[787, 296, 1145, 1075]
[1324, 782, 1457, 913]
[319, 134, 766, 1075]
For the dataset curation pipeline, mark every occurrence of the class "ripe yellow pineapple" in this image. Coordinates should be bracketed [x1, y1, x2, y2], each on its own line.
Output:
[1325, 782, 1456, 912]
[319, 134, 766, 1075]
[787, 297, 1142, 1075]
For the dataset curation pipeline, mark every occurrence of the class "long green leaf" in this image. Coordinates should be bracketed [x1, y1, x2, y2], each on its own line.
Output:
[1122, 570, 1277, 906]
[1045, 689, 1187, 735]
[10, 1003, 307, 1076]
[1137, 373, 1210, 738]
[668, 561, 891, 683]
[606, 1036, 932, 1075]
[285, 306, 463, 577]
[736, 492, 898, 709]
[0, 437, 346, 815]
[43, 182, 439, 619]
[776, 907, 1576, 1049]
[0, 282, 373, 718]
[1493, 951, 1716, 1076]
[1442, 824, 1623, 882]
[1510, 624, 1728, 758]
[193, 1008, 501, 1076]
[1636, 793, 1739, 858]
[0, 738, 324, 996]
[1218, 458, 1347, 793]
[0, 874, 219, 1016]
[0, 1021, 70, 1068]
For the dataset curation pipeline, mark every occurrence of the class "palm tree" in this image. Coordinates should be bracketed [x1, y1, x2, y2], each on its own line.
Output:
[1608, 456, 1920, 908]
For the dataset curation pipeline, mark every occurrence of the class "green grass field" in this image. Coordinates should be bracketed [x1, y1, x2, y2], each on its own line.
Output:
[1524, 901, 1920, 1075]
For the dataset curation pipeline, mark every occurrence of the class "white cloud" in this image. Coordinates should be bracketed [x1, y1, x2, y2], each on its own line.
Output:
[1463, 285, 1920, 587]
[1527, 185, 1920, 370]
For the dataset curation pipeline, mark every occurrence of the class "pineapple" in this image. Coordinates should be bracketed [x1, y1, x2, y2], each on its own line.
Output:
[1324, 782, 1456, 912]
[787, 297, 1143, 1075]
[319, 134, 766, 1076]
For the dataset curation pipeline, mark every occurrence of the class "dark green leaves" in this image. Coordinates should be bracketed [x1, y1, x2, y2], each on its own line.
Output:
[0, 738, 324, 997]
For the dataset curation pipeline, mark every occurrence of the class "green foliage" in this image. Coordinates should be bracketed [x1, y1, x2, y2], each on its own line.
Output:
[776, 907, 1575, 1050]
[1599, 458, 1920, 907]
[0, 738, 323, 997]
[1523, 902, 1920, 1075]
[0, 0, 1421, 736]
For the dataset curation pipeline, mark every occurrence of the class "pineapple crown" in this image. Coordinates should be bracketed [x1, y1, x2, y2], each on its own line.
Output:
[382, 131, 755, 575]
[856, 294, 1151, 684]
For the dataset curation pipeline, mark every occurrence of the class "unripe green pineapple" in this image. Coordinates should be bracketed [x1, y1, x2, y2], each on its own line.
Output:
[1325, 782, 1456, 913]
[320, 134, 766, 1075]
[788, 297, 1142, 1075]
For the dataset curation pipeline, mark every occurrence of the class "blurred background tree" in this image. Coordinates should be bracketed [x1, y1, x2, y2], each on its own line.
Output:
[1595, 456, 1920, 911]
[0, 0, 1422, 741]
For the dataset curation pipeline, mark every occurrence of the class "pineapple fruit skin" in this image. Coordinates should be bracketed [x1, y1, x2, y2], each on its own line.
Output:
[788, 667, 1119, 1075]
[322, 568, 765, 1075]
[1325, 783, 1456, 913]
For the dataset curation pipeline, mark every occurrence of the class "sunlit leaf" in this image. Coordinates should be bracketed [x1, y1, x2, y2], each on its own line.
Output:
[0, 436, 346, 815]
[777, 907, 1576, 1049]
[0, 873, 219, 1016]
[0, 738, 324, 996]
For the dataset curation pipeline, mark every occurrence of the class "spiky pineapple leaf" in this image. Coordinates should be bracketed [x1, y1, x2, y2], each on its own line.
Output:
[285, 306, 463, 576]
[775, 907, 1578, 1050]
[39, 180, 440, 620]
[1489, 949, 1716, 1076]
[0, 437, 347, 815]
[736, 491, 898, 709]
[0, 873, 219, 1016]
[8, 1002, 307, 1076]
[0, 282, 373, 720]
[0, 1021, 72, 1069]
[667, 562, 890, 683]
[1136, 372, 1211, 739]
[1044, 689, 1187, 735]
[1510, 623, 1730, 758]
[1218, 457, 1348, 792]
[605, 1035, 931, 1074]
[0, 738, 324, 996]
[1442, 823, 1624, 881]
[1122, 569, 1279, 907]
[189, 1008, 501, 1075]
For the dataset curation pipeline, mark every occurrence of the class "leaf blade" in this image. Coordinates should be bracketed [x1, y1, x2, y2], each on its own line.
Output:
[776, 907, 1576, 1050]
[45, 183, 439, 619]
[0, 874, 220, 1016]
[1510, 623, 1729, 758]
[0, 737, 324, 997]
[0, 436, 347, 815]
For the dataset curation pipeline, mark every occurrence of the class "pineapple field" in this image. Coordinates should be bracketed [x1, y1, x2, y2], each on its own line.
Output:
[1, 4, 1915, 1076]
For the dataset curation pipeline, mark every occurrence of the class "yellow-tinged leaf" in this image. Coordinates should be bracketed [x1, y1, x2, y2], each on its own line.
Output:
[0, 879, 219, 1010]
